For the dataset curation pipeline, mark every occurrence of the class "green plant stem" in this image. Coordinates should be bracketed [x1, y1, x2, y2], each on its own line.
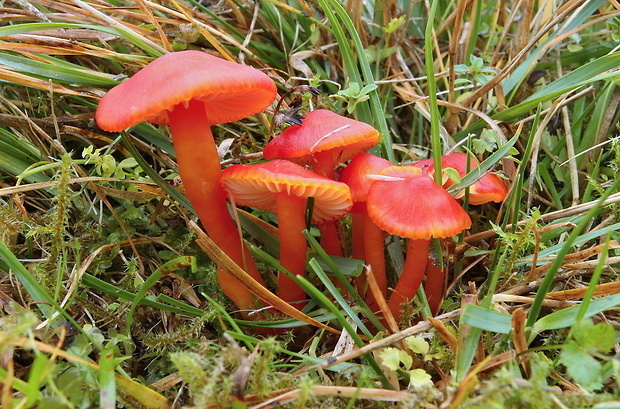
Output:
[424, 0, 442, 183]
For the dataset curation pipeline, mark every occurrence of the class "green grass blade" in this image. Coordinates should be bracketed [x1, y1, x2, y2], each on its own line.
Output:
[461, 304, 512, 334]
[295, 275, 393, 389]
[525, 177, 620, 328]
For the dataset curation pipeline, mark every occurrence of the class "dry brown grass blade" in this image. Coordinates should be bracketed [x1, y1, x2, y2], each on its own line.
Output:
[249, 385, 412, 408]
[132, 0, 172, 52]
[428, 317, 458, 351]
[492, 294, 575, 309]
[0, 67, 96, 97]
[321, 309, 462, 369]
[511, 307, 530, 376]
[190, 220, 340, 334]
[546, 281, 620, 300]
[525, 241, 620, 279]
[465, 192, 620, 242]
[365, 265, 399, 334]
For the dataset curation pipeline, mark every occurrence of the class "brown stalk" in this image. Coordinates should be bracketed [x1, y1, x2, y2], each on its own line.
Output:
[250, 385, 412, 409]
[465, 192, 620, 242]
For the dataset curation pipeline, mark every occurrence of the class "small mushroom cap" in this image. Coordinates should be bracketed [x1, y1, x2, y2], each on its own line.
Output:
[95, 50, 277, 131]
[339, 153, 393, 203]
[367, 166, 471, 240]
[263, 109, 380, 165]
[220, 159, 352, 224]
[412, 153, 508, 205]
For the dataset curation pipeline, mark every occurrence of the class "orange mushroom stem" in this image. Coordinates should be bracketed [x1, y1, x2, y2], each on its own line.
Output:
[367, 166, 471, 323]
[340, 153, 393, 306]
[95, 51, 277, 314]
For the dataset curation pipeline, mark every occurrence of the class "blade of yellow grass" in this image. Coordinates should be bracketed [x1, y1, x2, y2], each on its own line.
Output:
[133, 0, 172, 52]
[190, 220, 340, 334]
[154, 0, 263, 64]
[250, 385, 412, 408]
[0, 67, 96, 97]
[67, 0, 167, 55]
[546, 281, 620, 300]
[168, 0, 235, 61]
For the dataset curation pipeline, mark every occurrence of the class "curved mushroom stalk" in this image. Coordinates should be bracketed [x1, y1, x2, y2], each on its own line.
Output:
[387, 239, 430, 322]
[168, 101, 265, 311]
[361, 209, 388, 303]
[274, 193, 308, 306]
[423, 259, 445, 315]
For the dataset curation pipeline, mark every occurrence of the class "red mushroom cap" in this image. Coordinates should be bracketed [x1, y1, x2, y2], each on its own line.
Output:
[339, 153, 393, 205]
[412, 152, 508, 205]
[367, 166, 471, 240]
[95, 50, 277, 131]
[263, 110, 380, 167]
[220, 159, 352, 224]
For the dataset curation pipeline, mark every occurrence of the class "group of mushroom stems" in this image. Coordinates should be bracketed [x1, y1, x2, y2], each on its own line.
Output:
[95, 51, 508, 325]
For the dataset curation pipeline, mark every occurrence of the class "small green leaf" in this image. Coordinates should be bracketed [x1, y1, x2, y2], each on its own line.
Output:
[405, 336, 430, 355]
[379, 347, 412, 371]
[559, 341, 604, 391]
[382, 16, 406, 34]
[573, 320, 616, 352]
[408, 369, 433, 388]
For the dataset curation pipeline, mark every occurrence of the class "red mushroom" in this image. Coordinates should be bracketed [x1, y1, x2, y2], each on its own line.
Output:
[95, 50, 277, 313]
[412, 152, 508, 205]
[413, 153, 508, 314]
[219, 159, 352, 308]
[366, 166, 471, 322]
[264, 109, 380, 178]
[339, 153, 393, 304]
[264, 109, 379, 256]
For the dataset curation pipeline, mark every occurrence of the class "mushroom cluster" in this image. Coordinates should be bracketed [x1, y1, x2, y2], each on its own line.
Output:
[95, 50, 509, 326]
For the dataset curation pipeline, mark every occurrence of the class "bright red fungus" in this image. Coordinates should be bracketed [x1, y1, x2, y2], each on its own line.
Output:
[95, 50, 277, 314]
[264, 109, 379, 256]
[220, 159, 352, 308]
[367, 166, 471, 322]
[413, 152, 508, 205]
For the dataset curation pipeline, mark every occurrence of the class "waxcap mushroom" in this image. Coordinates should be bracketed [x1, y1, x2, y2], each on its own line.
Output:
[412, 152, 508, 205]
[220, 159, 352, 306]
[95, 50, 277, 315]
[96, 50, 277, 131]
[263, 109, 380, 178]
[367, 166, 471, 323]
